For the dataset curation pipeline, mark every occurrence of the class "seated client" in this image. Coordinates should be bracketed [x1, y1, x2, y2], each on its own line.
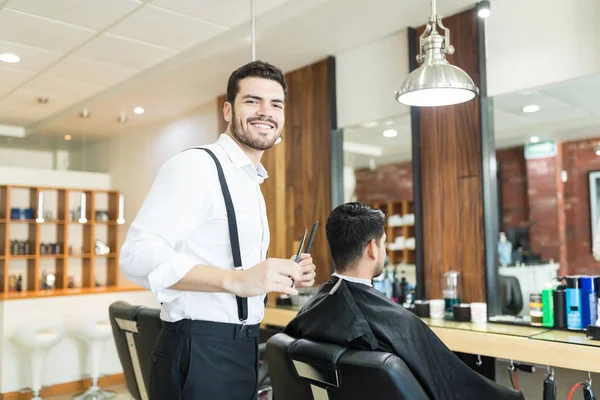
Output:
[284, 202, 524, 400]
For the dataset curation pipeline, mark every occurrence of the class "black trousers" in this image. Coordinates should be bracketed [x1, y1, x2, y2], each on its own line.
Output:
[149, 319, 260, 400]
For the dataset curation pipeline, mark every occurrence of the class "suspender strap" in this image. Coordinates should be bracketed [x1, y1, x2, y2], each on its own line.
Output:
[191, 147, 248, 322]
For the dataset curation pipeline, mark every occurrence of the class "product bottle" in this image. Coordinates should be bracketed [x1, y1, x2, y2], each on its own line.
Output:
[580, 276, 598, 329]
[542, 283, 555, 328]
[553, 284, 567, 329]
[498, 232, 513, 267]
[566, 277, 583, 330]
[443, 268, 461, 319]
[383, 268, 393, 299]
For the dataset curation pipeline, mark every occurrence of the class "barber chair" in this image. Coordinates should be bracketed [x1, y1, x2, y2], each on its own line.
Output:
[109, 301, 272, 399]
[266, 333, 430, 400]
[500, 275, 524, 316]
[109, 301, 161, 400]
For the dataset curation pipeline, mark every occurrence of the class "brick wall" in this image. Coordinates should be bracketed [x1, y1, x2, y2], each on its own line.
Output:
[563, 138, 600, 275]
[354, 161, 413, 204]
[355, 138, 600, 275]
[497, 147, 529, 233]
[525, 150, 567, 270]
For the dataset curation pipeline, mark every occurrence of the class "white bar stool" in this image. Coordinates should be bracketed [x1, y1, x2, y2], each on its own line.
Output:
[73, 317, 115, 400]
[10, 321, 66, 400]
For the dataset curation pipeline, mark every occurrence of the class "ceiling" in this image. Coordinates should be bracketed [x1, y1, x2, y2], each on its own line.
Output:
[0, 0, 476, 141]
[344, 72, 600, 168]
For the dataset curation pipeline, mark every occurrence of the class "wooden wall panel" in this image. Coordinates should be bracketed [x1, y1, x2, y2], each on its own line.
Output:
[216, 58, 334, 285]
[416, 8, 485, 303]
[282, 58, 333, 285]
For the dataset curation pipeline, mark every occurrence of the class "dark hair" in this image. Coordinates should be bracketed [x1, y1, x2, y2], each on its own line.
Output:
[326, 202, 386, 272]
[226, 60, 288, 103]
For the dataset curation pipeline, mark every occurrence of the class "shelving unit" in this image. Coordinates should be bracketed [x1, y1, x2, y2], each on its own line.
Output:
[369, 200, 415, 264]
[0, 184, 122, 297]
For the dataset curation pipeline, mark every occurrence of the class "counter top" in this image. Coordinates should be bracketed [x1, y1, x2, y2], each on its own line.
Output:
[263, 306, 600, 373]
[0, 286, 147, 300]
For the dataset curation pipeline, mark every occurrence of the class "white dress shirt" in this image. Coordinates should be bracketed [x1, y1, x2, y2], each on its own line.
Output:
[120, 134, 270, 324]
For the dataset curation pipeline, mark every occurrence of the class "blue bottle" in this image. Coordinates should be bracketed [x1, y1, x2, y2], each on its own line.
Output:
[498, 232, 512, 266]
[566, 277, 582, 330]
[580, 276, 597, 329]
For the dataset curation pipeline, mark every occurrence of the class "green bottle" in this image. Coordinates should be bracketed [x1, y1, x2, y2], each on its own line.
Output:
[542, 285, 554, 328]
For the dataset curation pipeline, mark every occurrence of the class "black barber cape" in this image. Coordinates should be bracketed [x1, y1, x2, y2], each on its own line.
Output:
[283, 277, 524, 400]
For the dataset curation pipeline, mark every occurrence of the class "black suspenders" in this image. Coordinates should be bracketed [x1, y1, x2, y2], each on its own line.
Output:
[191, 147, 249, 322]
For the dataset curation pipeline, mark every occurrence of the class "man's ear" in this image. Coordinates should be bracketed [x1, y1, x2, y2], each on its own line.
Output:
[366, 239, 377, 260]
[223, 101, 232, 123]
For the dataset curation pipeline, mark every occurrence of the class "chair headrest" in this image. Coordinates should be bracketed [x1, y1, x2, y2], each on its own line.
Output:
[109, 301, 146, 322]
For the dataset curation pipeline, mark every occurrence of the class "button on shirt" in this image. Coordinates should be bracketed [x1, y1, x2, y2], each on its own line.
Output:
[120, 134, 270, 324]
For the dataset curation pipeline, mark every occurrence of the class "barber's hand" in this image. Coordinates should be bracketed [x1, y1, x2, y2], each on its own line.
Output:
[230, 258, 303, 297]
[291, 253, 316, 288]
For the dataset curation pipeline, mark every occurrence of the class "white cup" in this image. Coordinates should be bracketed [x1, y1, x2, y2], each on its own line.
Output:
[470, 302, 487, 323]
[429, 299, 445, 319]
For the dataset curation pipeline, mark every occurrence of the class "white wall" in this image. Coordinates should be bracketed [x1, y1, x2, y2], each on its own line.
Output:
[70, 100, 219, 285]
[486, 0, 600, 97]
[0, 148, 54, 169]
[336, 29, 410, 128]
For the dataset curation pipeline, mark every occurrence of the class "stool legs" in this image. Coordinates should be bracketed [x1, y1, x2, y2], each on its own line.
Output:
[29, 350, 46, 400]
[73, 339, 115, 400]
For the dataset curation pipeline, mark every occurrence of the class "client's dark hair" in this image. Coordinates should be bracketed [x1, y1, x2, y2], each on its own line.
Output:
[226, 60, 288, 103]
[326, 202, 386, 272]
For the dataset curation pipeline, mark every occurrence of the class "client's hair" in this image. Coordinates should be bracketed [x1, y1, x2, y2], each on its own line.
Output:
[325, 202, 385, 273]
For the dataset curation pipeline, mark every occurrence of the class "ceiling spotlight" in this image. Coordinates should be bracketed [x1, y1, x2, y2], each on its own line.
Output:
[522, 104, 540, 113]
[395, 0, 478, 107]
[530, 136, 540, 143]
[133, 106, 144, 115]
[37, 97, 49, 104]
[383, 129, 398, 138]
[477, 1, 491, 18]
[117, 113, 128, 123]
[79, 109, 90, 118]
[384, 120, 394, 126]
[0, 53, 20, 63]
[274, 136, 282, 145]
[595, 143, 600, 156]
[64, 134, 72, 141]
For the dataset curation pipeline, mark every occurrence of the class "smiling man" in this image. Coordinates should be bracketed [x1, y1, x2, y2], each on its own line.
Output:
[120, 61, 317, 400]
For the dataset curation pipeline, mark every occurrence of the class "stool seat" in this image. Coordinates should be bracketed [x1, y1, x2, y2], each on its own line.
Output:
[11, 322, 66, 400]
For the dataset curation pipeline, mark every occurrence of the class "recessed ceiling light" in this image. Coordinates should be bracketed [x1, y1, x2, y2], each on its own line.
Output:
[0, 53, 20, 63]
[64, 134, 72, 141]
[530, 136, 540, 143]
[383, 129, 398, 138]
[133, 106, 144, 115]
[275, 136, 282, 145]
[522, 104, 540, 113]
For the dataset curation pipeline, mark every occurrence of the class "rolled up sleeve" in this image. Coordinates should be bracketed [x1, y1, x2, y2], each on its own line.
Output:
[119, 150, 211, 303]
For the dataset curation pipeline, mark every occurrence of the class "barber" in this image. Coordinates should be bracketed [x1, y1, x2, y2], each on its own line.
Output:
[120, 60, 316, 400]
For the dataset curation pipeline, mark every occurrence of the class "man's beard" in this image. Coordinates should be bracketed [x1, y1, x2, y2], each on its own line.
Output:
[231, 108, 281, 151]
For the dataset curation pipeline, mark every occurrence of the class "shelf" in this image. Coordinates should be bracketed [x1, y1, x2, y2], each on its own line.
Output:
[0, 184, 122, 294]
[68, 254, 92, 258]
[0, 286, 146, 300]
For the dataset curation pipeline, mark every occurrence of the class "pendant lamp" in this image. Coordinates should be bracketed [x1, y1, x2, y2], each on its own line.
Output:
[395, 0, 479, 107]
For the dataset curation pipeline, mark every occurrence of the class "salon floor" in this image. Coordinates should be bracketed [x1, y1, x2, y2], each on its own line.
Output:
[46, 384, 131, 400]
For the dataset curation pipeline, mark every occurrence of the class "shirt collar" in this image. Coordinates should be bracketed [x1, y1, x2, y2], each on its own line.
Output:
[216, 133, 268, 180]
[332, 272, 373, 287]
